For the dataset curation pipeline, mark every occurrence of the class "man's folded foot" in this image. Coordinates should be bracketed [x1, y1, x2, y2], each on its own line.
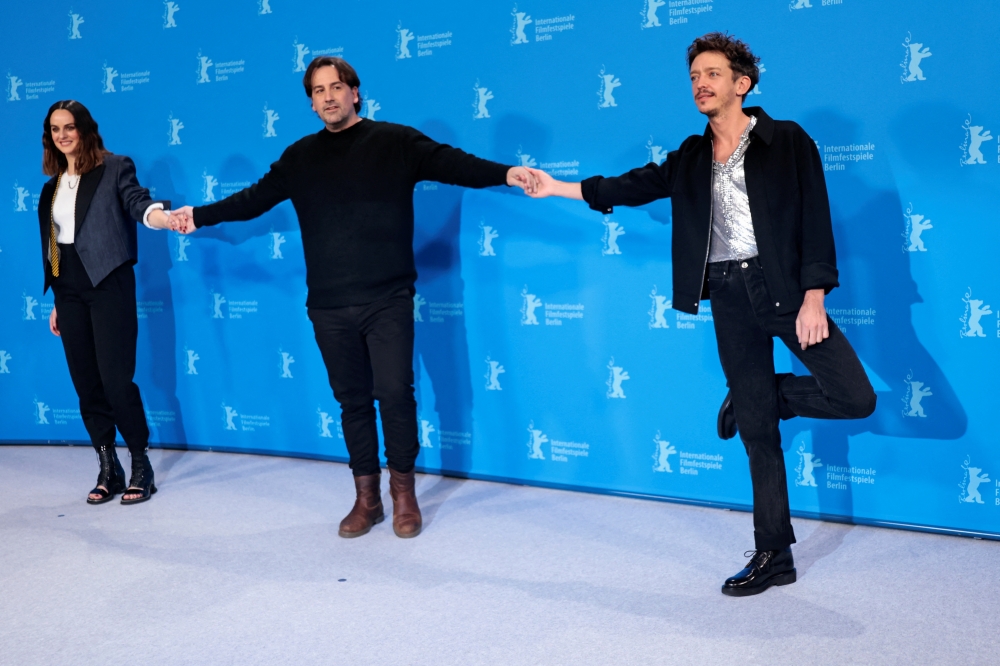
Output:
[717, 390, 737, 440]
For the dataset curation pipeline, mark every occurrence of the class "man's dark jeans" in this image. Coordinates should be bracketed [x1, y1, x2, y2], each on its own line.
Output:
[308, 289, 419, 477]
[708, 257, 876, 551]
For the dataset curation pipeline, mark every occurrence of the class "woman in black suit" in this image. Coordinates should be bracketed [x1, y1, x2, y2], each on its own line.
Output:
[40, 100, 171, 504]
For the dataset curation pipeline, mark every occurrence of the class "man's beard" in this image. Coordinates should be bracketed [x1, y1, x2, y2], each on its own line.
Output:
[701, 91, 732, 118]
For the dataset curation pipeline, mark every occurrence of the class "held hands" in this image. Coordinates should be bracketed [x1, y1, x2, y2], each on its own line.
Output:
[523, 168, 583, 200]
[506, 166, 539, 195]
[796, 289, 829, 350]
[523, 167, 557, 198]
[167, 206, 196, 234]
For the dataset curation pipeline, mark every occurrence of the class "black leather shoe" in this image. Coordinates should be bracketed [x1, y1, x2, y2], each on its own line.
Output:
[721, 547, 796, 597]
[717, 391, 737, 440]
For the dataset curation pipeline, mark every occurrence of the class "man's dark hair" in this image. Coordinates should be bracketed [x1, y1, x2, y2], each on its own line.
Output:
[687, 32, 760, 98]
[302, 56, 363, 112]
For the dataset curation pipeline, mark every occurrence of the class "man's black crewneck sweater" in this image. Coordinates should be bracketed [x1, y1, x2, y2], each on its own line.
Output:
[193, 119, 511, 307]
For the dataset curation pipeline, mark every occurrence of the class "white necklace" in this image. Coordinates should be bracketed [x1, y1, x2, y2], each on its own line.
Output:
[66, 173, 79, 190]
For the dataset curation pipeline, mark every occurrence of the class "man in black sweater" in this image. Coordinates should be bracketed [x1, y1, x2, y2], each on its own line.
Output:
[526, 33, 876, 595]
[171, 56, 537, 539]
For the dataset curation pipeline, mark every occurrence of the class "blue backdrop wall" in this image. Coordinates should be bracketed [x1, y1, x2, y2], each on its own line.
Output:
[2, 0, 998, 538]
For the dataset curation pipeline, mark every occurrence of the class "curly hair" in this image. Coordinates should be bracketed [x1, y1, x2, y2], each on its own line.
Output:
[687, 32, 761, 97]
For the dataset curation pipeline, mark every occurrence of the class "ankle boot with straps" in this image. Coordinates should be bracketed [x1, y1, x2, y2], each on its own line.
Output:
[338, 473, 384, 538]
[87, 445, 126, 505]
[121, 450, 157, 505]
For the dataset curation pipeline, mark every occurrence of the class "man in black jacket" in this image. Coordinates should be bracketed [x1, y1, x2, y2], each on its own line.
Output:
[171, 56, 537, 540]
[527, 33, 875, 596]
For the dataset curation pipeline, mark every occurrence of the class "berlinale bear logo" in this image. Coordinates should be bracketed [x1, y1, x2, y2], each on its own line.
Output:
[413, 294, 426, 322]
[102, 63, 119, 93]
[511, 6, 532, 44]
[196, 52, 213, 84]
[396, 23, 415, 59]
[902, 370, 932, 418]
[279, 350, 295, 378]
[959, 288, 992, 338]
[317, 409, 335, 438]
[960, 114, 993, 166]
[362, 98, 380, 120]
[6, 73, 24, 101]
[652, 431, 676, 472]
[202, 171, 218, 202]
[478, 221, 499, 257]
[642, 0, 666, 28]
[34, 399, 51, 425]
[22, 294, 38, 320]
[185, 348, 199, 375]
[602, 218, 625, 255]
[900, 33, 931, 83]
[163, 1, 180, 29]
[473, 80, 493, 119]
[13, 182, 30, 211]
[606, 357, 630, 399]
[167, 115, 184, 145]
[902, 203, 931, 252]
[263, 104, 279, 138]
[597, 66, 621, 108]
[484, 356, 505, 391]
[222, 404, 239, 430]
[420, 420, 436, 448]
[527, 421, 548, 460]
[648, 286, 670, 329]
[292, 40, 310, 72]
[795, 443, 823, 487]
[68, 12, 84, 40]
[959, 457, 991, 505]
[520, 287, 542, 326]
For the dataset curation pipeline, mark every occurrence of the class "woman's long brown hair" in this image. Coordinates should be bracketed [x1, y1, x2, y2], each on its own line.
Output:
[42, 100, 110, 176]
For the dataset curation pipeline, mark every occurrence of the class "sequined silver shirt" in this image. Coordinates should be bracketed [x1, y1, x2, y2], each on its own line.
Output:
[708, 115, 759, 263]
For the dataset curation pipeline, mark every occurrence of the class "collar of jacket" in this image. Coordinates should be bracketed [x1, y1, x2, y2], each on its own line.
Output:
[42, 163, 106, 234]
[701, 106, 774, 145]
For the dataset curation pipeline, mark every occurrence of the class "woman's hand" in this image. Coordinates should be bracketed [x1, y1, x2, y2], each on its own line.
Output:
[49, 306, 60, 337]
[147, 209, 171, 230]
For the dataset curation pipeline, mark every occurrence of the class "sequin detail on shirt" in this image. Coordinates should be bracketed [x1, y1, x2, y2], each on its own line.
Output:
[708, 115, 758, 263]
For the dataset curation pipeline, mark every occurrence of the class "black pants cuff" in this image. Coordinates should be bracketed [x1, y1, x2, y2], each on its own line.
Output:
[754, 531, 797, 552]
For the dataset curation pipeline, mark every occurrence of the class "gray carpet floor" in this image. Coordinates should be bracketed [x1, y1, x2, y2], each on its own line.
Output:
[1, 446, 997, 665]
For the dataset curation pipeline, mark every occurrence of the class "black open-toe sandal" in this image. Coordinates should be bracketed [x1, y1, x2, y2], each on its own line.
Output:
[121, 450, 157, 505]
[87, 445, 127, 505]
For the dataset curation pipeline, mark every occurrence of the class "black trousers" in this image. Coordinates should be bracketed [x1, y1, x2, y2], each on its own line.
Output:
[51, 244, 149, 454]
[708, 257, 876, 551]
[308, 289, 419, 477]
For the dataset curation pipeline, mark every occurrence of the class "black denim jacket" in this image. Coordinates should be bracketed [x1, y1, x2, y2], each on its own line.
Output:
[582, 107, 837, 316]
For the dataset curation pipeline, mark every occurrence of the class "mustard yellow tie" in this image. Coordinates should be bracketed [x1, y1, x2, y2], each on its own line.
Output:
[49, 173, 61, 278]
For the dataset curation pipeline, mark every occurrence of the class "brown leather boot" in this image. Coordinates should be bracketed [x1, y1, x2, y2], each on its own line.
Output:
[388, 468, 422, 538]
[338, 473, 384, 538]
